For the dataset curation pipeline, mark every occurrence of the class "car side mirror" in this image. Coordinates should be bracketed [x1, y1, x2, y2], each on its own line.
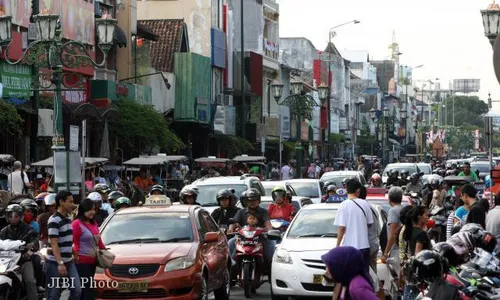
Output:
[204, 232, 219, 243]
[267, 230, 282, 240]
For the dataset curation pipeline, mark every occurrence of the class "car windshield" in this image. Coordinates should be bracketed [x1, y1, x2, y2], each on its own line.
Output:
[321, 174, 358, 186]
[286, 182, 320, 198]
[384, 165, 417, 176]
[287, 209, 338, 238]
[470, 163, 491, 173]
[195, 184, 247, 206]
[366, 199, 409, 213]
[262, 185, 274, 196]
[417, 164, 432, 175]
[102, 213, 194, 245]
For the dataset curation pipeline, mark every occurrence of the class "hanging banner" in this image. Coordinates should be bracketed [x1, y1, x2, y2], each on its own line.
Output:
[40, 0, 95, 45]
[0, 62, 32, 99]
[1, 0, 31, 28]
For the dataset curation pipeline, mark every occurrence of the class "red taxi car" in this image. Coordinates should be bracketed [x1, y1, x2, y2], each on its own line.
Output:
[95, 200, 231, 300]
[366, 187, 411, 212]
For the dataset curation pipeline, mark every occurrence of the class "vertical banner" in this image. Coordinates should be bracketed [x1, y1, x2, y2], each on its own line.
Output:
[3, 0, 31, 27]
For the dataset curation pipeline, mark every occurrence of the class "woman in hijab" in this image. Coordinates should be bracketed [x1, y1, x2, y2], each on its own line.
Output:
[322, 246, 378, 300]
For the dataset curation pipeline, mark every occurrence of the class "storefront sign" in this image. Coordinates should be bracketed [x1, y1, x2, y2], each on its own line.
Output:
[40, 0, 95, 45]
[0, 62, 31, 99]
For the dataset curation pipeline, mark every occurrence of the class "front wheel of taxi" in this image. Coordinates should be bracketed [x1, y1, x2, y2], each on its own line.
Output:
[213, 267, 231, 300]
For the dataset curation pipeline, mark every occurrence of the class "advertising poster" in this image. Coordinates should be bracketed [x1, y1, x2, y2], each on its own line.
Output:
[1, 0, 31, 28]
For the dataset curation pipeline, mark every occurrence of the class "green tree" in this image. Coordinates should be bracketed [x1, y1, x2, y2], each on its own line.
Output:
[0, 101, 22, 136]
[443, 95, 488, 128]
[110, 99, 185, 155]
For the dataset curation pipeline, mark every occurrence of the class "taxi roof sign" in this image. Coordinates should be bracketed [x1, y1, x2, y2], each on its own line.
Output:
[366, 187, 386, 195]
[144, 195, 172, 207]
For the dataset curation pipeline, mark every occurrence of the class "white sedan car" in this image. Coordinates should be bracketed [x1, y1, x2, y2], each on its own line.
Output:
[271, 203, 340, 299]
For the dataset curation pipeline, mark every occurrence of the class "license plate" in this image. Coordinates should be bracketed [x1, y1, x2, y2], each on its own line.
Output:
[313, 274, 323, 284]
[118, 282, 148, 293]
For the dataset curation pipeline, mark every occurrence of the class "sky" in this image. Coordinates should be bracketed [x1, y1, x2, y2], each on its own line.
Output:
[278, 0, 500, 110]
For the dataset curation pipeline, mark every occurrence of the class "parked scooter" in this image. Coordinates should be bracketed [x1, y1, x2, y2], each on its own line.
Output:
[0, 240, 44, 300]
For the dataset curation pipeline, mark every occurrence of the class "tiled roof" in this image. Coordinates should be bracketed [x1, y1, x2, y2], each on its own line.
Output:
[137, 19, 187, 73]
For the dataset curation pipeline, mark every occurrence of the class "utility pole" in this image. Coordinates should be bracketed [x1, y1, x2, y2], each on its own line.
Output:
[30, 0, 40, 163]
[240, 0, 246, 139]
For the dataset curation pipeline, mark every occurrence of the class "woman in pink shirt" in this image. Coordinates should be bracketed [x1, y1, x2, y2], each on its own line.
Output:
[73, 198, 106, 300]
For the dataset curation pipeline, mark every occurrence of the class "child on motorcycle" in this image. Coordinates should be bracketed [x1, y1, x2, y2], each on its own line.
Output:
[244, 213, 259, 230]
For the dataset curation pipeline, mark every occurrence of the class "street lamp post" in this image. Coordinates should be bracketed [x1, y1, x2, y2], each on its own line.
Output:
[383, 107, 390, 165]
[481, 1, 500, 47]
[400, 102, 408, 150]
[0, 12, 117, 191]
[369, 108, 380, 158]
[271, 82, 320, 178]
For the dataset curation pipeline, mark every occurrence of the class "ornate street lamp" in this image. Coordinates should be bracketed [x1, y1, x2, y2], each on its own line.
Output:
[400, 103, 408, 119]
[0, 12, 117, 192]
[291, 81, 303, 96]
[271, 83, 284, 101]
[481, 1, 500, 47]
[317, 85, 329, 104]
[369, 108, 377, 122]
[383, 107, 390, 118]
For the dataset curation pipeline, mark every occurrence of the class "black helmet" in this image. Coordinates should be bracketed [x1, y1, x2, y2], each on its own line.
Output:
[216, 189, 233, 204]
[400, 170, 409, 176]
[20, 199, 38, 215]
[410, 172, 420, 181]
[179, 188, 198, 204]
[5, 204, 23, 219]
[244, 188, 261, 204]
[149, 184, 164, 196]
[93, 183, 111, 194]
[447, 231, 475, 263]
[405, 250, 445, 285]
[108, 191, 125, 202]
[323, 181, 335, 192]
[285, 191, 292, 200]
[390, 170, 399, 176]
[433, 242, 459, 267]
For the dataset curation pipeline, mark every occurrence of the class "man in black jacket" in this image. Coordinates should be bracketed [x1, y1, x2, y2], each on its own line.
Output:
[211, 189, 240, 229]
[0, 204, 39, 300]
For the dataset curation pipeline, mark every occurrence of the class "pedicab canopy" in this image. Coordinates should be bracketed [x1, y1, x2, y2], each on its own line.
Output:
[144, 195, 172, 207]
[31, 157, 109, 167]
[123, 155, 188, 166]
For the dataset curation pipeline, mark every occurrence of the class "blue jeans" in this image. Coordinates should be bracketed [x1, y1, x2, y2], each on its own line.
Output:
[403, 284, 420, 300]
[45, 260, 81, 300]
[228, 236, 275, 264]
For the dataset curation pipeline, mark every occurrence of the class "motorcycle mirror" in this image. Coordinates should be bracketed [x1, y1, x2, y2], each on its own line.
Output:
[267, 230, 282, 240]
[227, 218, 237, 225]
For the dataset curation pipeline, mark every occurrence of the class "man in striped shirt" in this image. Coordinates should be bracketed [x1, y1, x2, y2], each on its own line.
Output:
[46, 191, 81, 300]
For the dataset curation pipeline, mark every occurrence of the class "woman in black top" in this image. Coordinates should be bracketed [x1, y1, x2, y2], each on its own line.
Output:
[403, 206, 431, 256]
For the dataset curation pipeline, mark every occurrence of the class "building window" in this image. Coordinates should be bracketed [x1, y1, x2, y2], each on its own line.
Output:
[211, 0, 221, 28]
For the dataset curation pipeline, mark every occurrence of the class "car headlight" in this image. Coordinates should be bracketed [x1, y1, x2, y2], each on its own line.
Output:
[164, 256, 196, 272]
[95, 267, 105, 274]
[274, 248, 293, 264]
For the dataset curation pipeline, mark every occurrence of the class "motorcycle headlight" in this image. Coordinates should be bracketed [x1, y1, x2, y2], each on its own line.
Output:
[274, 248, 293, 264]
[164, 256, 196, 272]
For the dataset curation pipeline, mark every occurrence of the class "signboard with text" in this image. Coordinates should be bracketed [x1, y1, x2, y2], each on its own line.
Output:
[40, 0, 95, 45]
[0, 62, 31, 99]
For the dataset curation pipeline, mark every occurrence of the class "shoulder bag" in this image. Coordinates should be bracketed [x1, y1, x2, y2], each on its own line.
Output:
[81, 223, 115, 268]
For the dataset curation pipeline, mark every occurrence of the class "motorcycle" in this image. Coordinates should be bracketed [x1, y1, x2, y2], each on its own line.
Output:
[0, 240, 44, 300]
[230, 225, 280, 298]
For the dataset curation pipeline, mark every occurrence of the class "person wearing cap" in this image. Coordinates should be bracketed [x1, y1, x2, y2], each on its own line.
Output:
[38, 194, 57, 247]
[7, 161, 32, 196]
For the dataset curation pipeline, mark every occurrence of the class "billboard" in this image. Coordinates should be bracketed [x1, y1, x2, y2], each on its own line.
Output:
[0, 0, 31, 28]
[453, 79, 480, 93]
[40, 0, 95, 45]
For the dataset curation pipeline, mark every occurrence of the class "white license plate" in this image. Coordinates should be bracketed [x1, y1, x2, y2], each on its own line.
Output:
[117, 282, 148, 293]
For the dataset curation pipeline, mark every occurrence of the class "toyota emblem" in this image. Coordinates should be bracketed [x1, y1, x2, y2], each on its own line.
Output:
[128, 267, 139, 275]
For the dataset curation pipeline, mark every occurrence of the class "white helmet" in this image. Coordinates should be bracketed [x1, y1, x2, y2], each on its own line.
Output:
[87, 192, 102, 202]
[44, 194, 56, 206]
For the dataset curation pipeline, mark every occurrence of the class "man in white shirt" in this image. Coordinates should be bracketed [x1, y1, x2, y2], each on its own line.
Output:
[335, 178, 373, 271]
[7, 161, 31, 196]
[280, 163, 291, 180]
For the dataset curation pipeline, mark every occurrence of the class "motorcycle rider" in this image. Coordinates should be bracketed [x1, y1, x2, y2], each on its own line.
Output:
[405, 173, 423, 194]
[268, 186, 294, 222]
[149, 184, 165, 196]
[458, 162, 479, 182]
[369, 173, 383, 188]
[20, 199, 40, 234]
[386, 170, 401, 187]
[179, 188, 201, 205]
[87, 192, 109, 226]
[0, 204, 39, 300]
[107, 191, 125, 213]
[93, 183, 113, 214]
[211, 189, 240, 227]
[114, 197, 132, 211]
[429, 178, 444, 209]
[38, 193, 56, 247]
[228, 189, 273, 270]
[400, 171, 410, 186]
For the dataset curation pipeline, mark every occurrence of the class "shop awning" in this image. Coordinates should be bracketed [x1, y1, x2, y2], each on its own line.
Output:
[32, 157, 109, 167]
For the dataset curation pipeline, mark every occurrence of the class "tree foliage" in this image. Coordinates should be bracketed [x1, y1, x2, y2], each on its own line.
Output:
[443, 95, 488, 128]
[216, 135, 254, 158]
[0, 101, 22, 136]
[110, 99, 185, 155]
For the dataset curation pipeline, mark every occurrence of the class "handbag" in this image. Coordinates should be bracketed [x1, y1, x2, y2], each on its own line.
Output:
[82, 223, 115, 268]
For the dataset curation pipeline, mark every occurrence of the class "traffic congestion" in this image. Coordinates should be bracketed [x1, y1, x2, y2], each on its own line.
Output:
[0, 153, 498, 300]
